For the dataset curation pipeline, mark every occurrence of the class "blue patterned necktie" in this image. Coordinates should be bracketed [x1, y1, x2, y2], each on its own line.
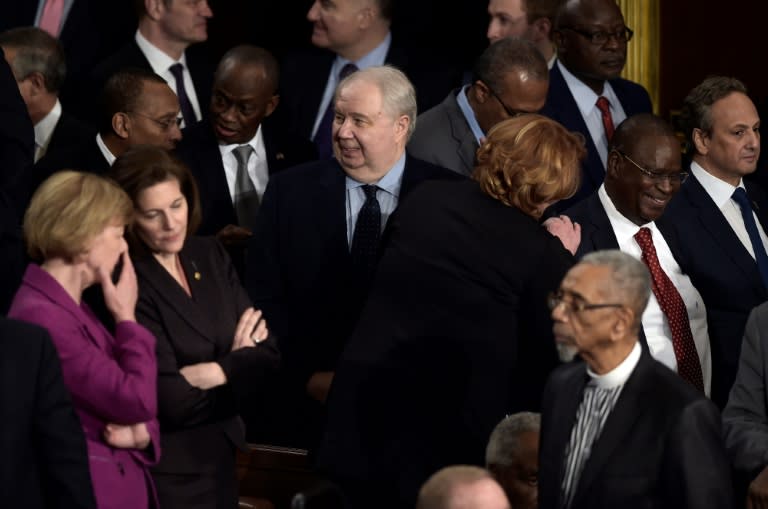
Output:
[350, 185, 381, 281]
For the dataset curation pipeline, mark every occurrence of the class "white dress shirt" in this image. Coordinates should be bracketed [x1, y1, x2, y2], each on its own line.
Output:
[218, 126, 269, 204]
[691, 161, 768, 259]
[135, 30, 202, 126]
[34, 99, 62, 162]
[598, 185, 712, 396]
[557, 60, 627, 168]
[95, 133, 116, 166]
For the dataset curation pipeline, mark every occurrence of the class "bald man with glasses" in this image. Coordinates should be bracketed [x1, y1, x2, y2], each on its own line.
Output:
[558, 113, 712, 396]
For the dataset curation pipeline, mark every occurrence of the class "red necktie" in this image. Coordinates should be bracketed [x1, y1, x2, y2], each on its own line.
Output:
[634, 227, 704, 392]
[39, 0, 65, 37]
[596, 96, 615, 142]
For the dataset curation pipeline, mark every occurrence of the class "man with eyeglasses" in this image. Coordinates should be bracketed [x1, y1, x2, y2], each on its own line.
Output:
[541, 0, 652, 212]
[539, 249, 731, 509]
[664, 76, 765, 411]
[35, 68, 182, 185]
[408, 37, 549, 176]
[557, 113, 712, 397]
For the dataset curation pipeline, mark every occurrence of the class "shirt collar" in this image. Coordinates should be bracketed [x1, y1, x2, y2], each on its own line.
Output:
[34, 99, 62, 149]
[456, 85, 485, 144]
[690, 160, 745, 208]
[135, 29, 187, 74]
[332, 31, 391, 74]
[587, 341, 642, 389]
[557, 60, 620, 118]
[95, 133, 117, 166]
[345, 152, 406, 199]
[598, 183, 657, 244]
[217, 124, 264, 156]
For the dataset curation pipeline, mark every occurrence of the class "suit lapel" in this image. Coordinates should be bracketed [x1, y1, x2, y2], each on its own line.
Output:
[571, 351, 653, 507]
[685, 175, 764, 293]
[135, 251, 217, 344]
[446, 95, 477, 173]
[316, 161, 352, 263]
[585, 194, 620, 251]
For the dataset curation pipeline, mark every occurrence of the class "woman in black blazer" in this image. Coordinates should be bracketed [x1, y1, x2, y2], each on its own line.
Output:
[109, 146, 280, 509]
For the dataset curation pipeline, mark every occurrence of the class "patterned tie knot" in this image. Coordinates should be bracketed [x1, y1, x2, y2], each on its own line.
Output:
[596, 95, 611, 112]
[233, 145, 253, 167]
[596, 95, 615, 141]
[634, 226, 652, 248]
[362, 184, 378, 201]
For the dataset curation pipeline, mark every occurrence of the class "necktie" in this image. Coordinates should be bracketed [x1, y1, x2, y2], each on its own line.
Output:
[169, 63, 196, 127]
[350, 185, 381, 282]
[634, 227, 704, 392]
[314, 63, 358, 159]
[233, 145, 258, 230]
[595, 96, 615, 142]
[39, 0, 65, 37]
[732, 187, 768, 289]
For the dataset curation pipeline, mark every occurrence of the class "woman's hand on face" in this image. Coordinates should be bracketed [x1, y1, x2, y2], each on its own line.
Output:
[543, 215, 581, 256]
[232, 307, 268, 351]
[99, 251, 138, 323]
[179, 362, 227, 390]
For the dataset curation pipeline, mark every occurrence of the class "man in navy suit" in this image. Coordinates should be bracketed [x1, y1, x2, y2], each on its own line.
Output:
[664, 76, 765, 409]
[245, 66, 459, 446]
[278, 0, 462, 157]
[175, 45, 316, 278]
[542, 0, 651, 211]
[540, 250, 731, 509]
[563, 113, 712, 395]
[86, 0, 214, 128]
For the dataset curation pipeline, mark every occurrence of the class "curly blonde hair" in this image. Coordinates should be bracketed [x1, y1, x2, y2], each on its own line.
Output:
[473, 114, 585, 218]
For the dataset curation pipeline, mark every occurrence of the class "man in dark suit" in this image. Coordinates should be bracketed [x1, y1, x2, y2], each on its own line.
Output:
[542, 0, 652, 211]
[246, 66, 459, 446]
[0, 317, 96, 509]
[540, 250, 731, 509]
[0, 27, 94, 204]
[0, 46, 33, 205]
[175, 45, 316, 277]
[37, 68, 182, 184]
[279, 0, 462, 158]
[563, 114, 712, 395]
[408, 37, 548, 176]
[86, 0, 214, 128]
[664, 76, 765, 409]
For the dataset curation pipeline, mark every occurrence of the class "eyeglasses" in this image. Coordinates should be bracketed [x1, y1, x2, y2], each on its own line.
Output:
[485, 84, 529, 118]
[558, 26, 634, 45]
[547, 290, 624, 315]
[130, 112, 183, 131]
[615, 150, 689, 184]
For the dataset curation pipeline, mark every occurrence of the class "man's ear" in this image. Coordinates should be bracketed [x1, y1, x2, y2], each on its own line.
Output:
[394, 114, 410, 141]
[610, 307, 634, 340]
[25, 71, 46, 97]
[692, 128, 709, 156]
[112, 112, 131, 139]
[606, 149, 622, 178]
[264, 94, 279, 118]
[473, 80, 491, 104]
[531, 17, 553, 43]
[145, 0, 165, 21]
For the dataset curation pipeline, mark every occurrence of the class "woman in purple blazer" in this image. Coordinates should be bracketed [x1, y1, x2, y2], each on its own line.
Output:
[8, 171, 160, 509]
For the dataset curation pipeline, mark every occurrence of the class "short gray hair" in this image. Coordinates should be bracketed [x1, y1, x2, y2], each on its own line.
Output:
[0, 27, 66, 93]
[485, 412, 541, 468]
[335, 64, 418, 140]
[580, 250, 651, 324]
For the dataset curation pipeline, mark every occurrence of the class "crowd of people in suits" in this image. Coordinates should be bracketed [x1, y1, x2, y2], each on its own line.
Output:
[1, 0, 767, 508]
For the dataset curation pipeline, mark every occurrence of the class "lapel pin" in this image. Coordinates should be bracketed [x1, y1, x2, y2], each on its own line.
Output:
[276, 152, 285, 160]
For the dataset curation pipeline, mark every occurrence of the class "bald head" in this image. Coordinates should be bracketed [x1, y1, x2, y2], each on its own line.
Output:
[610, 113, 677, 155]
[417, 466, 511, 509]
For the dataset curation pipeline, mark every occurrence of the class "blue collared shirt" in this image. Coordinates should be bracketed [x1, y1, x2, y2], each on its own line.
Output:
[345, 153, 406, 246]
[456, 85, 485, 144]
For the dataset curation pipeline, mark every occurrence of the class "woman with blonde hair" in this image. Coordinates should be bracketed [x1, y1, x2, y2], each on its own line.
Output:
[320, 114, 586, 508]
[9, 170, 160, 509]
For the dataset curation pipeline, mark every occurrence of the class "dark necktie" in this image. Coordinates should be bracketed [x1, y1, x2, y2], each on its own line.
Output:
[596, 96, 615, 142]
[233, 145, 258, 230]
[314, 63, 358, 159]
[634, 227, 704, 392]
[350, 185, 381, 281]
[732, 187, 768, 289]
[169, 62, 196, 127]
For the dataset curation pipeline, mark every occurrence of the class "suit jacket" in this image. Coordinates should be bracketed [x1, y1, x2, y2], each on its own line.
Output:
[0, 318, 96, 509]
[134, 236, 280, 479]
[33, 135, 111, 184]
[245, 154, 460, 384]
[407, 89, 476, 176]
[278, 42, 462, 141]
[175, 119, 317, 237]
[0, 189, 24, 315]
[541, 64, 652, 211]
[664, 173, 768, 407]
[8, 264, 161, 509]
[539, 349, 732, 509]
[724, 301, 768, 486]
[83, 39, 214, 126]
[318, 179, 574, 509]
